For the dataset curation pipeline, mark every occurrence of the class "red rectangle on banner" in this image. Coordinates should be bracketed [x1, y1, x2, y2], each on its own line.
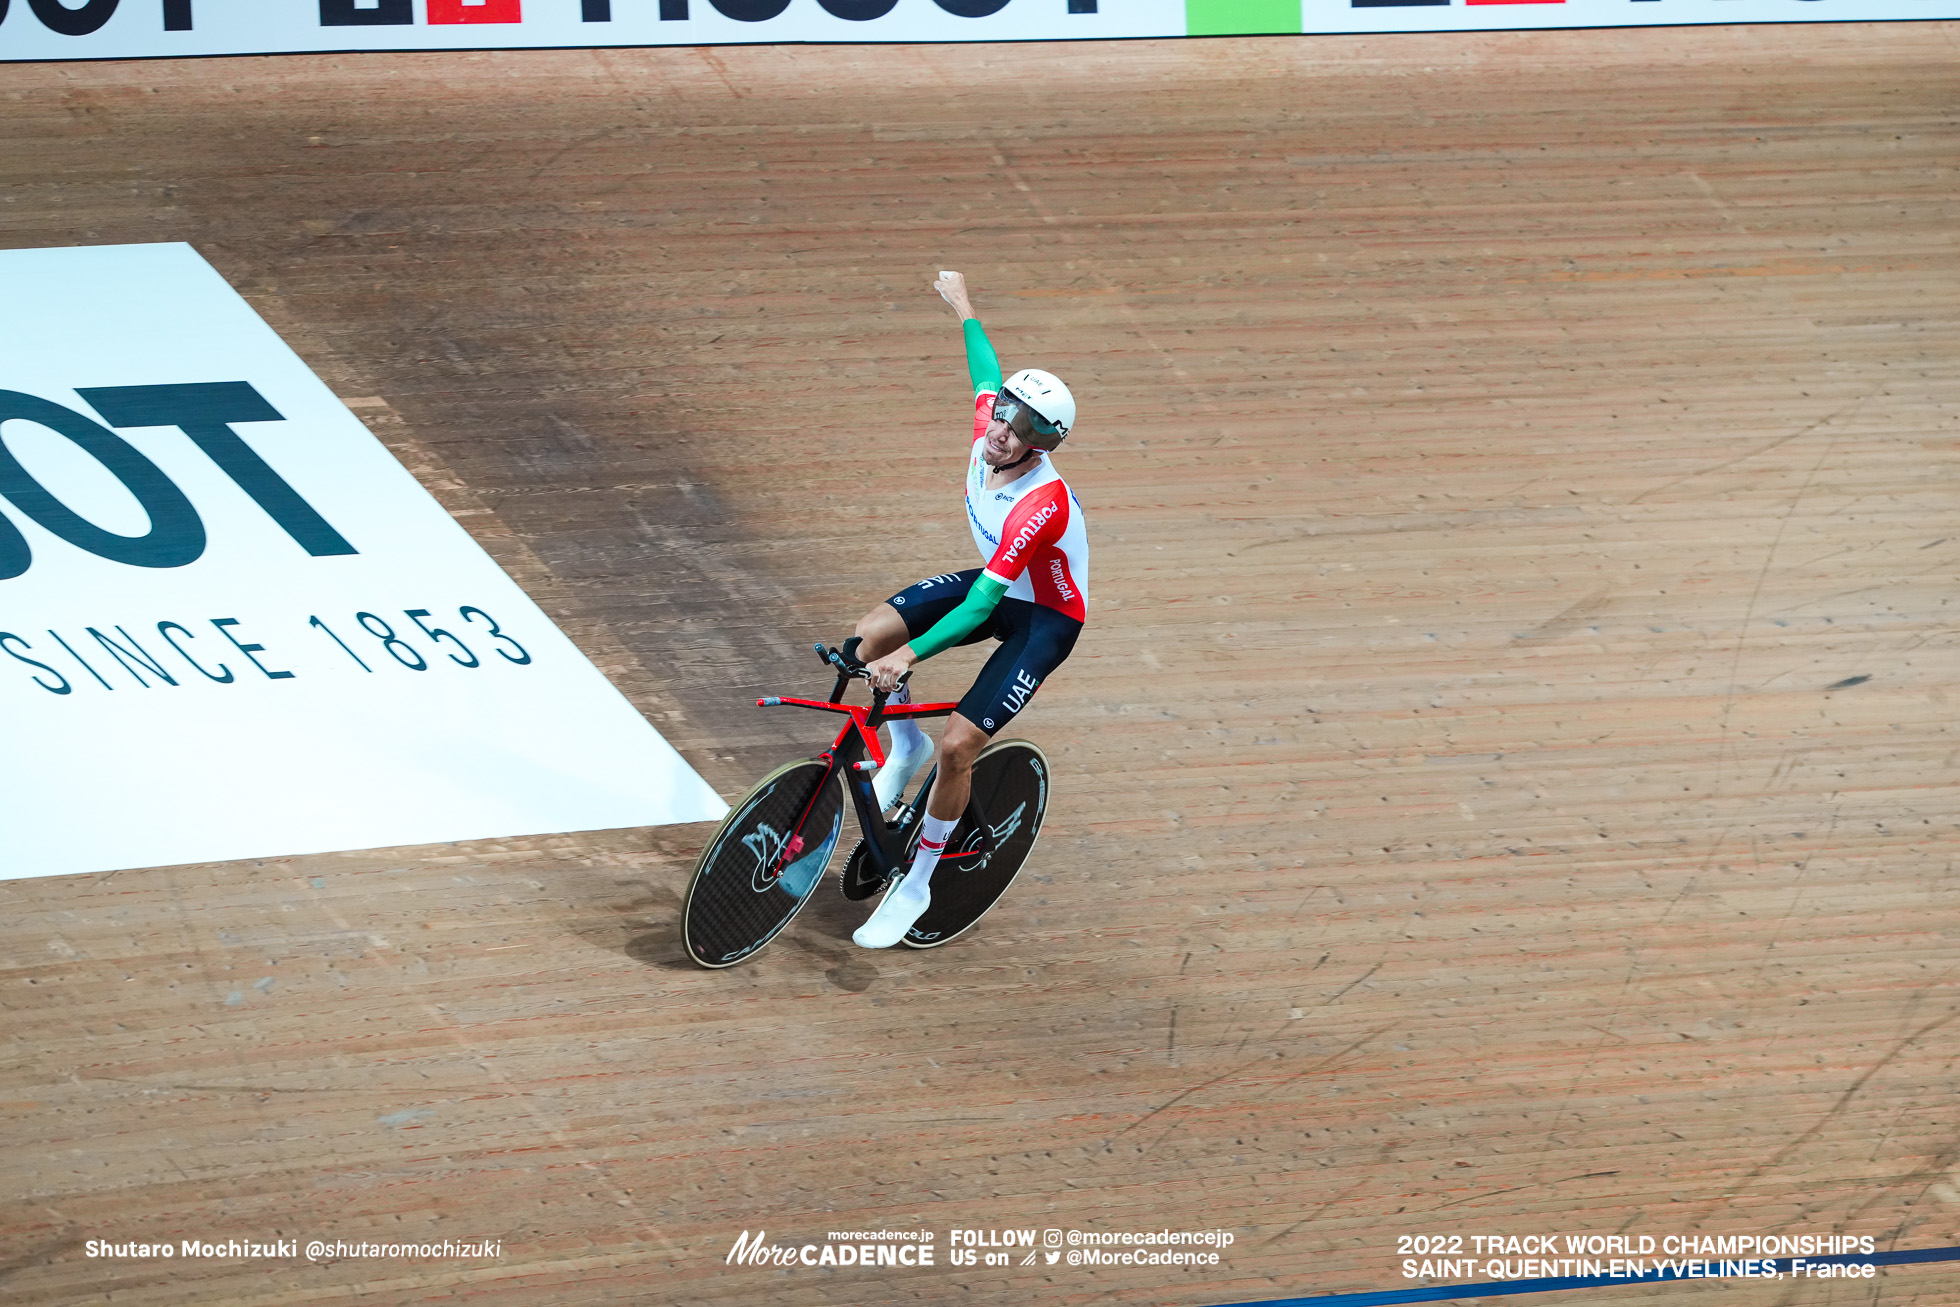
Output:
[428, 0, 524, 22]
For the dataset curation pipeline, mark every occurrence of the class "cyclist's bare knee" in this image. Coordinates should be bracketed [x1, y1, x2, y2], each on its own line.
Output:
[853, 603, 910, 661]
[923, 714, 989, 822]
[938, 714, 989, 774]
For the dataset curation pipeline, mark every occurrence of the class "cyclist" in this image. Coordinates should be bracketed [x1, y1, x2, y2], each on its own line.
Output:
[849, 270, 1089, 949]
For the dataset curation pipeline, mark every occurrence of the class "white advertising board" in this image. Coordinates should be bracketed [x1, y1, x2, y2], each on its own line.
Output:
[0, 0, 1953, 62]
[0, 242, 726, 880]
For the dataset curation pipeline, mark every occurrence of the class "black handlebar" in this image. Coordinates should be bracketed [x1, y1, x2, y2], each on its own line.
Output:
[814, 640, 910, 688]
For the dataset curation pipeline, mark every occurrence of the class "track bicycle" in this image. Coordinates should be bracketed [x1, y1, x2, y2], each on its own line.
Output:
[681, 638, 1049, 968]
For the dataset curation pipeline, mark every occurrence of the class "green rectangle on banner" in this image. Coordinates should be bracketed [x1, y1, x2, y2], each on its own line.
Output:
[1186, 0, 1302, 33]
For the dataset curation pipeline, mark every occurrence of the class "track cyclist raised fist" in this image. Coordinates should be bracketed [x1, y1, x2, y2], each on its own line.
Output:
[850, 269, 1089, 949]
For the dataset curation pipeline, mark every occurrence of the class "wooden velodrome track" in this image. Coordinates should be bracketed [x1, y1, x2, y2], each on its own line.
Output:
[3, 21, 1958, 1307]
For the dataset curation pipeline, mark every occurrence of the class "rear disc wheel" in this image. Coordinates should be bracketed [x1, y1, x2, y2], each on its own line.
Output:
[899, 738, 1048, 949]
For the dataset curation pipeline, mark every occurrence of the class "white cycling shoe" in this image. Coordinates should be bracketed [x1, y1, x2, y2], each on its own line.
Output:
[872, 732, 934, 811]
[852, 875, 931, 949]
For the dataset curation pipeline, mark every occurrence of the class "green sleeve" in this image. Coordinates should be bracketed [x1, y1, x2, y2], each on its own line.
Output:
[963, 318, 1003, 396]
[910, 574, 1008, 661]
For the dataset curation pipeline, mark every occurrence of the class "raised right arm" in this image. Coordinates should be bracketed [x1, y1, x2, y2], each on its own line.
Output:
[936, 270, 1003, 397]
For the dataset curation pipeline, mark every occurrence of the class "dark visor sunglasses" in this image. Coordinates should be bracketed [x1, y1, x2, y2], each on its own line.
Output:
[990, 390, 1061, 441]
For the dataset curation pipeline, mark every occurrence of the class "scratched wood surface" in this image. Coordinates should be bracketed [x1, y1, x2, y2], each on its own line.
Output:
[2, 22, 1958, 1307]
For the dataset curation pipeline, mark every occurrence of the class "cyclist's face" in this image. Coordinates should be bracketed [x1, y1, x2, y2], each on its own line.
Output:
[983, 416, 1031, 468]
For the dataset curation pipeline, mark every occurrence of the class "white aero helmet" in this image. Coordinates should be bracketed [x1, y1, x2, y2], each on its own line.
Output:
[992, 368, 1075, 451]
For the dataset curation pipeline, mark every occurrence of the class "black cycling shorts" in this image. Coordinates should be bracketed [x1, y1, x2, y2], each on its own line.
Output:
[886, 568, 1082, 736]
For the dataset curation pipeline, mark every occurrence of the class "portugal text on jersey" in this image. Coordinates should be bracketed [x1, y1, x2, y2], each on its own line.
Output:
[965, 391, 1089, 623]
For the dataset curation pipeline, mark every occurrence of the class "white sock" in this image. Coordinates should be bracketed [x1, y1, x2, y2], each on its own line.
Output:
[905, 812, 957, 892]
[887, 682, 925, 753]
[872, 683, 933, 809]
[853, 813, 958, 949]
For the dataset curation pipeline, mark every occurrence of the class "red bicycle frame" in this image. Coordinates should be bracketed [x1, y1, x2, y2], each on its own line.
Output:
[751, 642, 960, 884]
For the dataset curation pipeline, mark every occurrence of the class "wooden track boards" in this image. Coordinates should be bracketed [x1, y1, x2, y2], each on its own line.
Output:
[3, 24, 1958, 1306]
